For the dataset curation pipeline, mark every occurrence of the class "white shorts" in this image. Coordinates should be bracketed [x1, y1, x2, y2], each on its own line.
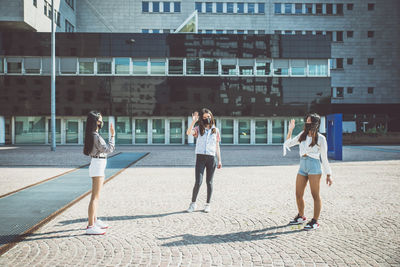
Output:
[89, 158, 107, 177]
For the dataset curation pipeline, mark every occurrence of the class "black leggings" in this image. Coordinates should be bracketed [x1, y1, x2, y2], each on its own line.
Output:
[191, 154, 216, 203]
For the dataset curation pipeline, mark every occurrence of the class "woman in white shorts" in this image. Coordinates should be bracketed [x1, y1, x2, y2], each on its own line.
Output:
[83, 111, 115, 235]
[283, 113, 333, 230]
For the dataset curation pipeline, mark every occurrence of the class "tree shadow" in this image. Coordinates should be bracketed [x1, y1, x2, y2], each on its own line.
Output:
[158, 224, 304, 246]
[57, 211, 187, 226]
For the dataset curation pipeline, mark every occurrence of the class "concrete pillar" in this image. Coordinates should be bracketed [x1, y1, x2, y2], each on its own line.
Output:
[148, 118, 153, 144]
[165, 118, 170, 144]
[61, 118, 66, 144]
[233, 118, 238, 144]
[181, 119, 185, 144]
[267, 120, 272, 144]
[250, 119, 255, 144]
[78, 117, 83, 145]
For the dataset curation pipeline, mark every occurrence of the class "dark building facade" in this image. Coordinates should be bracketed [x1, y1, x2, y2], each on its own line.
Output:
[0, 32, 396, 145]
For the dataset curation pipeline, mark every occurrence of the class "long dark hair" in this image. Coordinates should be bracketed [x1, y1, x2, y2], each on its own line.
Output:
[198, 108, 216, 136]
[83, 111, 101, 155]
[298, 113, 321, 147]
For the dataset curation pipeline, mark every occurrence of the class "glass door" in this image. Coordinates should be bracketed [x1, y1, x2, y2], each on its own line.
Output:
[116, 117, 132, 144]
[152, 119, 165, 144]
[221, 119, 234, 144]
[135, 119, 148, 144]
[238, 119, 250, 144]
[48, 118, 61, 144]
[272, 119, 284, 144]
[66, 119, 79, 144]
[255, 120, 268, 144]
[170, 119, 183, 144]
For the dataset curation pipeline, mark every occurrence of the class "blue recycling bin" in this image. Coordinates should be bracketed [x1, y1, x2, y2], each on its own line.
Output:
[326, 114, 343, 160]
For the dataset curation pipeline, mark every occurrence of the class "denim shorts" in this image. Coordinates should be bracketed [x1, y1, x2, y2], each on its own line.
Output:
[298, 156, 322, 176]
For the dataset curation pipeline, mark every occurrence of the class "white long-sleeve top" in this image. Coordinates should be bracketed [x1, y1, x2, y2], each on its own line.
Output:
[283, 131, 332, 175]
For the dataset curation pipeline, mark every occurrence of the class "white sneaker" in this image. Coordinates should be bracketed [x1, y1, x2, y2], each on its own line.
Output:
[86, 225, 106, 235]
[204, 204, 211, 213]
[187, 202, 196, 213]
[95, 219, 109, 229]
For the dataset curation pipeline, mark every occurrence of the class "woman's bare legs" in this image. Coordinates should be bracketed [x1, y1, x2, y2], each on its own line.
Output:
[295, 174, 308, 216]
[88, 176, 104, 226]
[308, 174, 322, 220]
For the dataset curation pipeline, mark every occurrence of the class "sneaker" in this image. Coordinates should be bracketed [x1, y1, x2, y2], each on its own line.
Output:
[289, 214, 307, 225]
[204, 203, 211, 213]
[187, 202, 197, 213]
[86, 225, 106, 235]
[304, 219, 319, 230]
[95, 219, 109, 229]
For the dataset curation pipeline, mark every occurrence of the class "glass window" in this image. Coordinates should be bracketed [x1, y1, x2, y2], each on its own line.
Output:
[0, 57, 3, 73]
[368, 87, 374, 94]
[227, 2, 234, 13]
[291, 59, 306, 75]
[239, 59, 254, 75]
[66, 119, 79, 144]
[65, 0, 74, 9]
[327, 4, 333, 14]
[142, 1, 149, 12]
[237, 30, 244, 34]
[24, 57, 41, 74]
[152, 29, 160, 33]
[170, 119, 183, 144]
[347, 58, 353, 65]
[248, 3, 255, 14]
[336, 4, 343, 14]
[237, 3, 244, 13]
[248, 30, 255, 34]
[163, 2, 170, 12]
[133, 60, 148, 74]
[305, 3, 312, 14]
[116, 117, 132, 144]
[98, 117, 109, 140]
[272, 120, 284, 143]
[221, 59, 236, 75]
[274, 3, 281, 14]
[308, 59, 328, 76]
[153, 1, 160, 12]
[195, 2, 202, 12]
[216, 2, 223, 13]
[258, 3, 265, 13]
[186, 58, 201, 75]
[256, 60, 271, 75]
[238, 120, 250, 144]
[204, 59, 218, 75]
[347, 87, 353, 94]
[221, 119, 233, 144]
[255, 120, 267, 144]
[205, 30, 213, 34]
[60, 57, 77, 74]
[33, 0, 37, 7]
[216, 30, 223, 34]
[206, 2, 212, 13]
[336, 58, 343, 69]
[368, 3, 375, 10]
[7, 57, 22, 73]
[115, 58, 130, 74]
[42, 57, 59, 74]
[316, 3, 322, 14]
[15, 117, 46, 144]
[142, 29, 149, 33]
[273, 59, 289, 75]
[336, 31, 343, 42]
[336, 87, 344, 97]
[174, 2, 180, 12]
[368, 31, 374, 38]
[135, 119, 148, 144]
[152, 119, 165, 144]
[347, 31, 353, 38]
[97, 58, 112, 74]
[285, 3, 292, 14]
[169, 59, 183, 75]
[295, 3, 302, 14]
[227, 30, 234, 34]
[79, 58, 94, 74]
[150, 59, 165, 74]
[368, 58, 374, 65]
[347, 4, 353, 10]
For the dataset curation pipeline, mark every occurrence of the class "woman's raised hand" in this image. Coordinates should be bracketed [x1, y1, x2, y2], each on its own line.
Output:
[192, 111, 199, 123]
[110, 123, 115, 136]
[288, 119, 295, 131]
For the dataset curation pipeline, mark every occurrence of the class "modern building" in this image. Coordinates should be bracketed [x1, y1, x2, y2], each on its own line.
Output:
[0, 0, 399, 145]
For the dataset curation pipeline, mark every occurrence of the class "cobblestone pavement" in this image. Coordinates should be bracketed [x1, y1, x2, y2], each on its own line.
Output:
[0, 146, 399, 266]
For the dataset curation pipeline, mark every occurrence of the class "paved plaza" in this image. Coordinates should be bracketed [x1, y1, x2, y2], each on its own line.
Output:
[0, 145, 399, 266]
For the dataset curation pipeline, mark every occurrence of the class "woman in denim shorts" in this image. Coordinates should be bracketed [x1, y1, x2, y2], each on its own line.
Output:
[283, 113, 333, 230]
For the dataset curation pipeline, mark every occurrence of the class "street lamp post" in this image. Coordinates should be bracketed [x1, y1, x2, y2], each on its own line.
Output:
[50, 0, 56, 151]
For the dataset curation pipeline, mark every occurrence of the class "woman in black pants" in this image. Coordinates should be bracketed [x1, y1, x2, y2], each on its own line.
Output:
[186, 108, 222, 213]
